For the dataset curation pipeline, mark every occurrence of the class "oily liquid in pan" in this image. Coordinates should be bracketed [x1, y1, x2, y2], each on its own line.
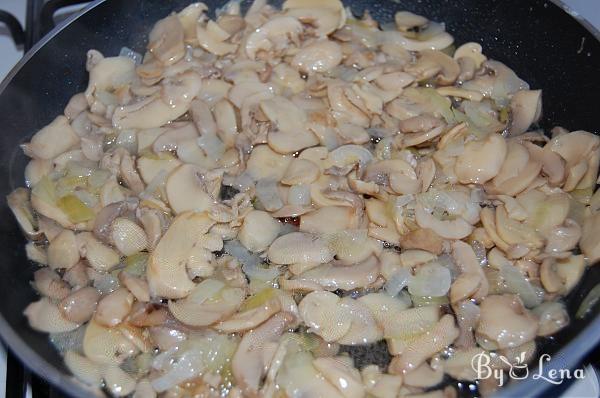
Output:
[7, 0, 600, 396]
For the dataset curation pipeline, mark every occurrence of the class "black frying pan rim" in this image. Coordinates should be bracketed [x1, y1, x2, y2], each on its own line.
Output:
[0, 1, 598, 397]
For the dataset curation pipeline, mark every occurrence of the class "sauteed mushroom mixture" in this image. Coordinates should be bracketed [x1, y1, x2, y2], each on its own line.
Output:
[8, 0, 600, 396]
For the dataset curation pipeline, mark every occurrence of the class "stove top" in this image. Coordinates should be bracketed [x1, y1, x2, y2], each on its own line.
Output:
[0, 0, 599, 397]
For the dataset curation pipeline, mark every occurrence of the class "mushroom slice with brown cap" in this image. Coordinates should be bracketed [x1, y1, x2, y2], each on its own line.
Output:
[148, 15, 185, 66]
[299, 291, 352, 342]
[165, 164, 213, 214]
[475, 294, 538, 350]
[509, 90, 542, 136]
[216, 297, 281, 333]
[245, 16, 303, 60]
[405, 50, 460, 86]
[147, 211, 215, 299]
[389, 314, 459, 374]
[113, 71, 202, 129]
[283, 0, 345, 36]
[168, 279, 246, 327]
[232, 311, 296, 395]
[24, 297, 80, 333]
[313, 357, 365, 398]
[455, 133, 507, 184]
[26, 116, 80, 160]
[268, 232, 335, 265]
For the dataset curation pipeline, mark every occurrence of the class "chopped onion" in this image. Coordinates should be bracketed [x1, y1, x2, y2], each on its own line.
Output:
[384, 267, 411, 297]
[255, 179, 284, 211]
[576, 284, 600, 319]
[139, 169, 168, 200]
[224, 239, 280, 282]
[116, 129, 138, 154]
[408, 261, 452, 297]
[119, 47, 143, 65]
[498, 263, 543, 308]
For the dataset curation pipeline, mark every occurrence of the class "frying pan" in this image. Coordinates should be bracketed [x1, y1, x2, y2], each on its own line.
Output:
[0, 0, 598, 397]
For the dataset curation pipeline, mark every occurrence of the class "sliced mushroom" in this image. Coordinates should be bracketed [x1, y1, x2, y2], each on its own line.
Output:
[268, 232, 335, 265]
[292, 40, 343, 75]
[232, 312, 296, 395]
[103, 364, 136, 397]
[216, 297, 281, 333]
[283, 0, 345, 36]
[33, 268, 71, 300]
[454, 42, 487, 68]
[165, 164, 213, 214]
[59, 286, 100, 324]
[168, 279, 245, 327]
[509, 90, 542, 136]
[313, 357, 365, 398]
[95, 288, 134, 327]
[7, 188, 40, 239]
[245, 16, 303, 60]
[48, 229, 80, 270]
[281, 158, 320, 185]
[299, 291, 351, 342]
[148, 15, 185, 66]
[26, 116, 80, 160]
[475, 294, 538, 350]
[77, 232, 121, 272]
[110, 217, 148, 256]
[147, 211, 215, 299]
[83, 318, 137, 364]
[455, 133, 507, 184]
[580, 212, 600, 264]
[405, 50, 460, 86]
[24, 297, 79, 333]
[239, 210, 281, 252]
[64, 351, 102, 388]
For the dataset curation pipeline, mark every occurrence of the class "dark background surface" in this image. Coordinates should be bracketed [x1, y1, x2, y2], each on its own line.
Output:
[0, 0, 598, 397]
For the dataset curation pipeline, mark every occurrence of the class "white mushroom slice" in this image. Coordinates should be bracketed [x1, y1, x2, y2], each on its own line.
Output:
[165, 164, 213, 214]
[403, 362, 444, 388]
[247, 145, 293, 181]
[261, 96, 319, 154]
[60, 286, 100, 324]
[64, 351, 102, 387]
[453, 42, 487, 68]
[178, 3, 208, 43]
[33, 268, 70, 300]
[532, 302, 569, 337]
[283, 0, 345, 36]
[300, 206, 359, 234]
[415, 202, 473, 240]
[196, 20, 238, 55]
[83, 319, 137, 365]
[137, 153, 181, 185]
[113, 72, 202, 129]
[545, 219, 581, 253]
[328, 144, 373, 170]
[299, 291, 351, 342]
[25, 159, 53, 187]
[405, 50, 460, 85]
[47, 229, 79, 270]
[268, 232, 335, 265]
[245, 16, 303, 60]
[475, 294, 538, 350]
[77, 232, 120, 272]
[281, 159, 320, 185]
[232, 312, 296, 395]
[495, 205, 543, 249]
[581, 212, 600, 264]
[379, 29, 454, 52]
[337, 297, 383, 345]
[152, 123, 198, 153]
[455, 133, 507, 184]
[24, 297, 79, 333]
[327, 81, 370, 127]
[214, 99, 238, 147]
[364, 159, 419, 194]
[292, 40, 342, 74]
[216, 297, 281, 333]
[147, 212, 214, 299]
[294, 255, 380, 291]
[85, 56, 135, 103]
[168, 281, 245, 327]
[389, 314, 459, 374]
[451, 240, 488, 301]
[239, 210, 281, 252]
[509, 90, 542, 136]
[95, 288, 134, 327]
[110, 217, 148, 256]
[26, 116, 80, 160]
[313, 357, 365, 398]
[148, 15, 185, 66]
[103, 365, 136, 397]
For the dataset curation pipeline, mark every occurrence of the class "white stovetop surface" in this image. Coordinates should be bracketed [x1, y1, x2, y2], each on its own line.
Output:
[0, 1, 599, 398]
